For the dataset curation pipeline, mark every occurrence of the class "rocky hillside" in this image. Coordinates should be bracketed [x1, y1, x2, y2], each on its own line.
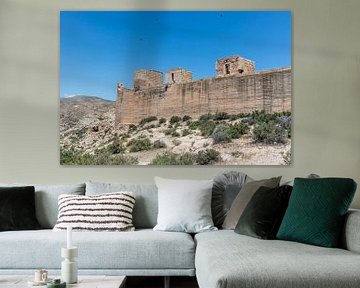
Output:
[60, 95, 118, 150]
[60, 96, 291, 165]
[60, 95, 115, 130]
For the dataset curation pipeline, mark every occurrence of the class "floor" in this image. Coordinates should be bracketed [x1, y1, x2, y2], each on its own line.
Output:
[126, 276, 199, 288]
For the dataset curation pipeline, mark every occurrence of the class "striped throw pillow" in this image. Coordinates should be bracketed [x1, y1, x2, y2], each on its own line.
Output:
[53, 192, 136, 231]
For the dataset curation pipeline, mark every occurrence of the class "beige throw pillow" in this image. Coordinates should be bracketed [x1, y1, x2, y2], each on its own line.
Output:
[222, 177, 281, 230]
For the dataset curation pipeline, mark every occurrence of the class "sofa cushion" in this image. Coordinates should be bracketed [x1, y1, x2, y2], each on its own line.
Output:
[86, 181, 158, 229]
[212, 171, 251, 228]
[222, 177, 281, 229]
[0, 186, 40, 231]
[153, 177, 216, 233]
[234, 185, 292, 239]
[0, 229, 195, 272]
[277, 178, 357, 247]
[53, 192, 136, 232]
[195, 230, 360, 288]
[0, 183, 86, 229]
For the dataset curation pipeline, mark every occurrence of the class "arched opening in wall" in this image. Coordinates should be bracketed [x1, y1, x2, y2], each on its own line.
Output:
[225, 64, 230, 75]
[171, 73, 175, 83]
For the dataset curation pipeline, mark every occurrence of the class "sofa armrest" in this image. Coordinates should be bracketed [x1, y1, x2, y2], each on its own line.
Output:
[342, 209, 360, 253]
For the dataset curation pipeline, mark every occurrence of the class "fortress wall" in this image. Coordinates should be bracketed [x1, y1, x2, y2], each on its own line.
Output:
[116, 68, 291, 125]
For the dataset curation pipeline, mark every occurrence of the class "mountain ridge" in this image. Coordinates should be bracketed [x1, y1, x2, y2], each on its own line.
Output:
[60, 95, 115, 103]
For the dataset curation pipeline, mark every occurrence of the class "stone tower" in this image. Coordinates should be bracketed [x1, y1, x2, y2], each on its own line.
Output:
[166, 68, 192, 84]
[134, 69, 163, 91]
[216, 55, 255, 77]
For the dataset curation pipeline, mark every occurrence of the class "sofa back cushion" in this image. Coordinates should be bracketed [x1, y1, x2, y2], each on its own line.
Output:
[0, 183, 86, 229]
[86, 181, 158, 229]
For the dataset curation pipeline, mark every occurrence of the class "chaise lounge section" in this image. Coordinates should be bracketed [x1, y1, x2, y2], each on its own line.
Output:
[195, 214, 360, 288]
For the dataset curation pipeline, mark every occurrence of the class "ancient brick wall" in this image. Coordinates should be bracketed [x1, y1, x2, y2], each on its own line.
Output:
[115, 68, 291, 125]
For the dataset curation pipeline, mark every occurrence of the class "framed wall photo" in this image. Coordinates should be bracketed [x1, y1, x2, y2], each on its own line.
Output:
[60, 11, 292, 166]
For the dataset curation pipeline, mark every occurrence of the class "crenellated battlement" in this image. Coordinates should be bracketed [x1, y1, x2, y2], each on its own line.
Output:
[115, 56, 291, 125]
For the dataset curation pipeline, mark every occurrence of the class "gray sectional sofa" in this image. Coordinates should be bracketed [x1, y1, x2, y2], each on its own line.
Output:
[0, 181, 360, 288]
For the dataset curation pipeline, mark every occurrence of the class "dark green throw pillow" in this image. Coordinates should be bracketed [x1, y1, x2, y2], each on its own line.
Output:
[234, 185, 292, 239]
[277, 178, 357, 247]
[0, 186, 41, 231]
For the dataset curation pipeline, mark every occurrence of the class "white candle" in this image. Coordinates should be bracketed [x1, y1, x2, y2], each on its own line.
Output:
[67, 225, 72, 249]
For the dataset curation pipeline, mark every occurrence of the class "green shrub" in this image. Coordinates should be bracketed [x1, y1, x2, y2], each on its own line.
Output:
[127, 137, 153, 152]
[159, 118, 167, 125]
[251, 110, 277, 123]
[60, 146, 138, 165]
[213, 112, 230, 120]
[164, 128, 180, 137]
[150, 152, 195, 165]
[199, 120, 216, 137]
[188, 121, 200, 130]
[150, 153, 177, 165]
[211, 124, 232, 144]
[170, 115, 182, 124]
[139, 116, 157, 126]
[178, 153, 196, 165]
[228, 122, 249, 139]
[110, 154, 138, 165]
[237, 112, 251, 118]
[199, 114, 213, 121]
[196, 149, 220, 165]
[60, 147, 80, 165]
[182, 115, 192, 121]
[252, 121, 288, 144]
[106, 139, 124, 154]
[229, 114, 240, 121]
[153, 140, 167, 149]
[91, 150, 138, 165]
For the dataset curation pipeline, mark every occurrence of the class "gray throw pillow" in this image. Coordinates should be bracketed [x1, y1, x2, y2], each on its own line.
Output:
[212, 171, 252, 228]
[222, 177, 281, 230]
[153, 177, 217, 233]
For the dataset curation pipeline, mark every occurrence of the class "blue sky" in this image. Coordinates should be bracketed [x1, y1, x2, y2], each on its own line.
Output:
[60, 11, 291, 101]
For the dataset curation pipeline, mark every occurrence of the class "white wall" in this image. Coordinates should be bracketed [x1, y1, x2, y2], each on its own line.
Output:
[0, 0, 359, 208]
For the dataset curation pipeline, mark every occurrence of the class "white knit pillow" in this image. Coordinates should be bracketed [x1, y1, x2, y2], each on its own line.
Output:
[53, 192, 135, 231]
